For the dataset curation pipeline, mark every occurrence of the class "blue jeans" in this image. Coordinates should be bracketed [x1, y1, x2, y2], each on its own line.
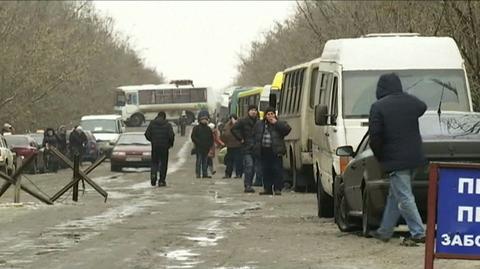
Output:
[195, 151, 208, 177]
[253, 157, 263, 186]
[225, 147, 243, 177]
[243, 153, 255, 188]
[377, 169, 425, 238]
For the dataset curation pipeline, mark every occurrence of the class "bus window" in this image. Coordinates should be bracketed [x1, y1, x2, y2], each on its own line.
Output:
[295, 69, 305, 113]
[287, 72, 296, 114]
[330, 76, 338, 125]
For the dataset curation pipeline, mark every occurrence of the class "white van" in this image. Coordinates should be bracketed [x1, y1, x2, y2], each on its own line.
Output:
[312, 33, 473, 217]
[80, 114, 125, 157]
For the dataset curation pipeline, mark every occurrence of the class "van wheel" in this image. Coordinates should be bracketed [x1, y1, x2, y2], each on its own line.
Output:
[130, 114, 144, 127]
[289, 150, 300, 191]
[317, 170, 333, 218]
[334, 176, 358, 231]
[362, 185, 376, 236]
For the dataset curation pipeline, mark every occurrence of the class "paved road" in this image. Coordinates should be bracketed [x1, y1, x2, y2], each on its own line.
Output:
[0, 128, 479, 269]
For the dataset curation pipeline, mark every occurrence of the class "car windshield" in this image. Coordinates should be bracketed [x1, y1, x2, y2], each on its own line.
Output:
[81, 119, 118, 133]
[116, 134, 150, 145]
[5, 136, 29, 147]
[342, 69, 470, 118]
[28, 134, 43, 145]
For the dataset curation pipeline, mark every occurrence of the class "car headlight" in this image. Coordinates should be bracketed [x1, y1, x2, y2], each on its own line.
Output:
[142, 152, 151, 156]
[112, 151, 126, 156]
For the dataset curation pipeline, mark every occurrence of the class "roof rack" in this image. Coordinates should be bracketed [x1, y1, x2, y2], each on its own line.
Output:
[362, 33, 420, 38]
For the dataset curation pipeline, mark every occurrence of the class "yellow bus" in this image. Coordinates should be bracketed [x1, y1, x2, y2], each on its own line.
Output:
[236, 72, 284, 119]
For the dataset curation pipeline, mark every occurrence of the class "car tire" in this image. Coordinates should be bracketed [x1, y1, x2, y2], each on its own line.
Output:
[130, 114, 144, 127]
[334, 176, 358, 232]
[317, 171, 334, 218]
[362, 184, 375, 236]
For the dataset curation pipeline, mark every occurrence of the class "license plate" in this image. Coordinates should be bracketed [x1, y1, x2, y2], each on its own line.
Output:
[126, 157, 142, 162]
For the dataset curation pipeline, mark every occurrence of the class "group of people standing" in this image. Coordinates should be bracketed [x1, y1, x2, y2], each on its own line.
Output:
[191, 105, 291, 195]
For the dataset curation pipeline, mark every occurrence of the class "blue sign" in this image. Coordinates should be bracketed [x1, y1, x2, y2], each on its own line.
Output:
[437, 167, 480, 255]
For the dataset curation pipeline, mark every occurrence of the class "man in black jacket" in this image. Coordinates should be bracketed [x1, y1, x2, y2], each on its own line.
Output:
[232, 104, 258, 193]
[368, 73, 427, 243]
[145, 111, 175, 187]
[253, 107, 291, 195]
[191, 110, 213, 178]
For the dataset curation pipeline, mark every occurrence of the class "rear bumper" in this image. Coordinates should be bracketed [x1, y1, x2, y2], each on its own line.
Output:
[111, 156, 151, 168]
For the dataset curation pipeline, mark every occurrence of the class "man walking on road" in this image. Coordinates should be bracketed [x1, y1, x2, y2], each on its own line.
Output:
[145, 111, 175, 187]
[69, 125, 87, 163]
[232, 104, 259, 193]
[253, 107, 291, 195]
[191, 110, 214, 178]
[368, 73, 427, 244]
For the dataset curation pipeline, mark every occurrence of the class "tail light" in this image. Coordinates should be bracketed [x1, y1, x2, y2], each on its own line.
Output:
[339, 156, 352, 174]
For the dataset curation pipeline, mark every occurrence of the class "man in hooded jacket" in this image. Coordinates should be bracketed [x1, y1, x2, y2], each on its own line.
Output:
[368, 73, 427, 244]
[145, 111, 175, 187]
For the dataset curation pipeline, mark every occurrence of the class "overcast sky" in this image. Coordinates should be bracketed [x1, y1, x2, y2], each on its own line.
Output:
[93, 1, 296, 90]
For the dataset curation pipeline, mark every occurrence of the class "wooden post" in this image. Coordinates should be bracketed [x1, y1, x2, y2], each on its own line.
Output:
[13, 174, 21, 203]
[73, 154, 79, 202]
[425, 163, 438, 269]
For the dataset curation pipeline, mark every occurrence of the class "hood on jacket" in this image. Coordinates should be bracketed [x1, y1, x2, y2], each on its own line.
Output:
[45, 127, 56, 136]
[376, 73, 403, 100]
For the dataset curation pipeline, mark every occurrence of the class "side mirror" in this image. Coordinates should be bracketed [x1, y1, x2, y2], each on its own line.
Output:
[314, 104, 329, 125]
[336, 146, 354, 157]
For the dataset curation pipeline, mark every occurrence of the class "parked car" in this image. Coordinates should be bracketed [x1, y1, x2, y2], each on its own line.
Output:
[0, 134, 16, 175]
[5, 134, 45, 174]
[333, 112, 480, 235]
[110, 132, 151, 172]
[82, 131, 99, 163]
[80, 114, 125, 158]
[27, 132, 44, 149]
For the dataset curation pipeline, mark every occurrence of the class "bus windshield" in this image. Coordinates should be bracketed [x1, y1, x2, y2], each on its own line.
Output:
[342, 69, 470, 118]
[115, 92, 126, 106]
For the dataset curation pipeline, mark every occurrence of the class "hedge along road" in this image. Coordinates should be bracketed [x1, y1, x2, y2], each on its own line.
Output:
[0, 127, 479, 269]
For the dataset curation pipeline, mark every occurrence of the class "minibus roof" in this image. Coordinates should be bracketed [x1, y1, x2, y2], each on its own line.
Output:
[320, 35, 464, 71]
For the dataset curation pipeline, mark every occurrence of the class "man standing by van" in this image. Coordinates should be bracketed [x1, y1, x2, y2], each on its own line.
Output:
[145, 111, 175, 187]
[232, 105, 258, 193]
[368, 73, 427, 244]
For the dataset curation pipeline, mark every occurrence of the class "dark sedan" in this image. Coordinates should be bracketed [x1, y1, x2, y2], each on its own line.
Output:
[5, 134, 45, 174]
[333, 112, 480, 234]
[110, 132, 151, 172]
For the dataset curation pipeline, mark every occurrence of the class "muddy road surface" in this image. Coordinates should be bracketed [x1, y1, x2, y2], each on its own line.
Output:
[0, 128, 479, 269]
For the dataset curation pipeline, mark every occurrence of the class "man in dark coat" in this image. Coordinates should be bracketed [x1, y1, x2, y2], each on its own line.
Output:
[368, 73, 427, 243]
[191, 110, 213, 178]
[220, 114, 243, 178]
[145, 111, 175, 187]
[43, 127, 60, 172]
[253, 107, 291, 195]
[69, 126, 88, 161]
[232, 104, 259, 193]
